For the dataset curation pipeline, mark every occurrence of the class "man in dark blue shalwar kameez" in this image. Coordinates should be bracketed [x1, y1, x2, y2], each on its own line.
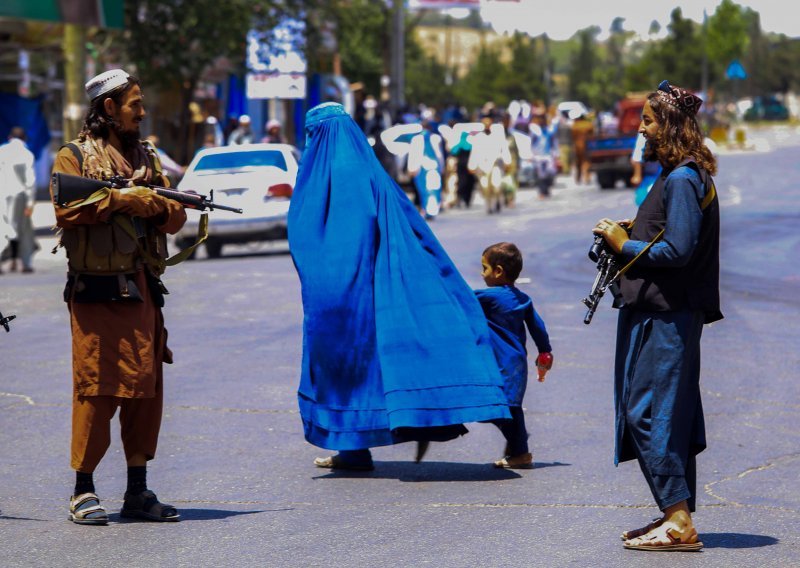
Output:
[593, 81, 722, 552]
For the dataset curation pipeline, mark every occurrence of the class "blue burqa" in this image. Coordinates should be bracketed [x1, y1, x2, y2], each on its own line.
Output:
[289, 103, 510, 451]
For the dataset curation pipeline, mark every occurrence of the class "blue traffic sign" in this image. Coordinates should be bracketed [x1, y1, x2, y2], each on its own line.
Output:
[727, 59, 747, 80]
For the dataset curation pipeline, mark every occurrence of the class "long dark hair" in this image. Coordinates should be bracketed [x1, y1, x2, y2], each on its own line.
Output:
[647, 92, 717, 175]
[79, 76, 141, 141]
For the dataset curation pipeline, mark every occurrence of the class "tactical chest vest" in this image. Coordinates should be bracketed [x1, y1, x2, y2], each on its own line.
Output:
[619, 160, 722, 323]
[60, 139, 169, 276]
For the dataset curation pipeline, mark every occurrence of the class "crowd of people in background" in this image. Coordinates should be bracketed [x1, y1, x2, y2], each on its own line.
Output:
[147, 92, 604, 224]
[357, 97, 596, 219]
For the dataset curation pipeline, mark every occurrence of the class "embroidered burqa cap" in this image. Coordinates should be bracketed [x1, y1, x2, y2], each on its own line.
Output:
[288, 102, 510, 450]
[656, 80, 703, 117]
[85, 69, 131, 101]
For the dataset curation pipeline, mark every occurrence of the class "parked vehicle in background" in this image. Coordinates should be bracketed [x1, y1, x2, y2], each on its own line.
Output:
[744, 95, 790, 121]
[175, 143, 299, 258]
[586, 95, 646, 189]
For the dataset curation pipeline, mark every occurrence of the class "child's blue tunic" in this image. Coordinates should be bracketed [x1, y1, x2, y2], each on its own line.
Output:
[474, 285, 551, 406]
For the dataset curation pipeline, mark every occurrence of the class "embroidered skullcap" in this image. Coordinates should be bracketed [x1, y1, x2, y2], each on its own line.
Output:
[656, 80, 703, 117]
[238, 114, 251, 124]
[266, 118, 282, 130]
[85, 69, 131, 101]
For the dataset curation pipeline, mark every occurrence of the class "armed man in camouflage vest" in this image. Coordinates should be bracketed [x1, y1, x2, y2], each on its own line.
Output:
[50, 69, 186, 525]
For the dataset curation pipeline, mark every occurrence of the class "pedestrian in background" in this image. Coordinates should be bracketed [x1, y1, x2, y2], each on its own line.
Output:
[592, 80, 720, 552]
[0, 127, 37, 273]
[228, 114, 254, 145]
[51, 69, 186, 525]
[469, 116, 511, 214]
[261, 119, 287, 144]
[475, 242, 553, 469]
[407, 118, 445, 218]
[288, 102, 510, 471]
[571, 113, 594, 184]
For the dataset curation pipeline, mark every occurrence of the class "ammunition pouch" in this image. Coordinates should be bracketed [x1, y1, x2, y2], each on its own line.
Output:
[61, 213, 168, 276]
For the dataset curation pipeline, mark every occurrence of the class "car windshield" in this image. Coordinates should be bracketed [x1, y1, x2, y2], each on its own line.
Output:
[194, 150, 287, 172]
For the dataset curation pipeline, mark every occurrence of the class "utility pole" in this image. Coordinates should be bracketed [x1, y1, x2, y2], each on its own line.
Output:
[701, 9, 709, 99]
[390, 0, 405, 119]
[63, 23, 86, 142]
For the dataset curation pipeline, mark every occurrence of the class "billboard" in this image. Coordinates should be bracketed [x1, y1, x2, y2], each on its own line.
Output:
[246, 19, 307, 100]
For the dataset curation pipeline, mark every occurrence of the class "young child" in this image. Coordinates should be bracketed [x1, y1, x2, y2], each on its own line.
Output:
[475, 242, 553, 468]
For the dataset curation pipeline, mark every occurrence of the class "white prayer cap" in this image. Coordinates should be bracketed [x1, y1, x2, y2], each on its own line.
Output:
[85, 69, 131, 101]
[239, 114, 251, 124]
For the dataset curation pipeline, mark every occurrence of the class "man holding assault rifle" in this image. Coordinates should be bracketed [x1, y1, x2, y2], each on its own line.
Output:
[50, 69, 194, 525]
[591, 80, 721, 552]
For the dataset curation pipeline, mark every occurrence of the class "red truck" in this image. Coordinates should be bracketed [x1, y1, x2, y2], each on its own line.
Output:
[586, 96, 646, 189]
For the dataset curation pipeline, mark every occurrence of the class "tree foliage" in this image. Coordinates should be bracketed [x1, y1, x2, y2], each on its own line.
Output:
[124, 0, 303, 160]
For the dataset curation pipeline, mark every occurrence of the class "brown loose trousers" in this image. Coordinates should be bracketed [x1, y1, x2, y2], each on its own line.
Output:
[51, 143, 186, 472]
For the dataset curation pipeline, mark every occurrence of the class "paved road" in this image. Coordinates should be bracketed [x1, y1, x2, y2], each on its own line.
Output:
[1, 126, 799, 567]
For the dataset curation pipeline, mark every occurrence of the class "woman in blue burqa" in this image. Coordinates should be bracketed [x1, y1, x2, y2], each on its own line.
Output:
[289, 103, 511, 470]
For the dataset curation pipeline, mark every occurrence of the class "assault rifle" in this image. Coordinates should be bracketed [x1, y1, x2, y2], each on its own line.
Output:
[581, 235, 624, 325]
[1, 309, 16, 332]
[51, 172, 243, 214]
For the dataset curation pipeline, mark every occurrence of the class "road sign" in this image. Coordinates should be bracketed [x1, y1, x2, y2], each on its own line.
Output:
[726, 59, 747, 80]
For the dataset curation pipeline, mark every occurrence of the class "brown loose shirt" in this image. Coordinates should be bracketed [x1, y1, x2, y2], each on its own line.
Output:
[51, 143, 186, 398]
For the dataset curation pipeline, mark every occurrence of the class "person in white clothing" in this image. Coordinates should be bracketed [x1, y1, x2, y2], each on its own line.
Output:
[0, 127, 37, 273]
[468, 117, 511, 214]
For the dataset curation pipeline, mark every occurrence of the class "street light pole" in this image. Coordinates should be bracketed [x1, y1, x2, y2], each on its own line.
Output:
[63, 23, 87, 142]
[390, 0, 405, 119]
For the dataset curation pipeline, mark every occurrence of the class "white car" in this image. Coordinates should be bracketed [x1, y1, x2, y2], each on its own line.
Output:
[174, 143, 299, 258]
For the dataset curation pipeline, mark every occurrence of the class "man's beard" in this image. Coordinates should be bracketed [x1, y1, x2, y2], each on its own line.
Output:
[111, 121, 141, 150]
[642, 137, 659, 162]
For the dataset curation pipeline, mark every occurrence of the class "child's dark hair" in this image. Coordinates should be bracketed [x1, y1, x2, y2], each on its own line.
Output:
[483, 242, 523, 281]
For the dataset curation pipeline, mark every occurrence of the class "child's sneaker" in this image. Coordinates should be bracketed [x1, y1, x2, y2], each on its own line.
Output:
[493, 452, 533, 469]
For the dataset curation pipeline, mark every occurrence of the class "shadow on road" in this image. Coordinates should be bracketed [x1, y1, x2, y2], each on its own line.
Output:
[109, 508, 287, 522]
[533, 461, 571, 470]
[701, 532, 779, 549]
[0, 513, 47, 522]
[314, 461, 525, 482]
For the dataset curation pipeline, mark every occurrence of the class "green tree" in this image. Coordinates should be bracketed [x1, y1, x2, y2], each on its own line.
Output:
[567, 27, 601, 106]
[493, 32, 547, 103]
[764, 35, 800, 94]
[630, 8, 702, 92]
[125, 0, 301, 161]
[405, 38, 452, 107]
[707, 0, 749, 73]
[317, 0, 388, 95]
[456, 44, 506, 110]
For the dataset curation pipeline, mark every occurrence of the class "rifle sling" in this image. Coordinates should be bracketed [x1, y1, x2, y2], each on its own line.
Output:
[114, 213, 209, 271]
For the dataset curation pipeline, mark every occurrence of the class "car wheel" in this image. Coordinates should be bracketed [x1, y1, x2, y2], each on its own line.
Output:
[205, 238, 223, 259]
[597, 172, 616, 189]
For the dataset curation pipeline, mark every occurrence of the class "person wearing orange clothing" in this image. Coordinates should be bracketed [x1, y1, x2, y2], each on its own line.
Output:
[50, 69, 186, 525]
[571, 113, 595, 184]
